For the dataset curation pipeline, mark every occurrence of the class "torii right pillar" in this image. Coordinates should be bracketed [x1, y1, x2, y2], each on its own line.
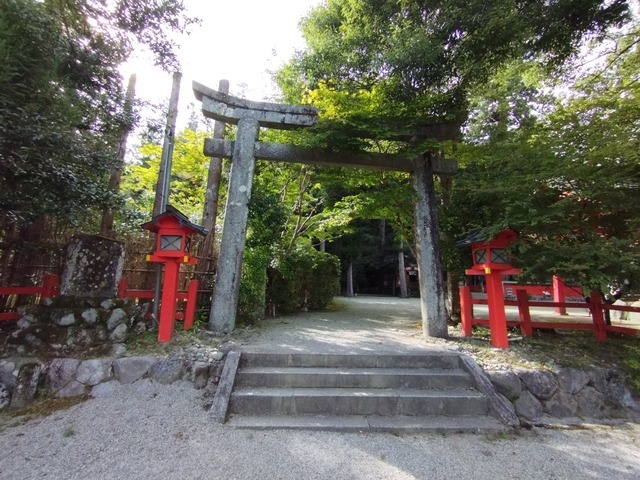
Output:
[413, 153, 449, 338]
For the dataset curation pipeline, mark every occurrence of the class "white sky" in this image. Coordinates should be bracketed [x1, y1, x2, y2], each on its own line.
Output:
[122, 0, 323, 128]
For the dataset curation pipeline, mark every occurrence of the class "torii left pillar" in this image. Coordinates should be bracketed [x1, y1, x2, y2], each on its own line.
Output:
[193, 82, 318, 334]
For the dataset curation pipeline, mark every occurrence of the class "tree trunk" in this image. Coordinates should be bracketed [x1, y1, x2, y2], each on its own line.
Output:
[398, 241, 408, 298]
[346, 262, 354, 297]
[200, 79, 230, 272]
[100, 74, 136, 238]
[438, 173, 461, 323]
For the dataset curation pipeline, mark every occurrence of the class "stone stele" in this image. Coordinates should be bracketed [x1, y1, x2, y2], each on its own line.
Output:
[60, 233, 125, 298]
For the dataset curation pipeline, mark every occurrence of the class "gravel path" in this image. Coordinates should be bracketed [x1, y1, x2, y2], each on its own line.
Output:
[1, 296, 640, 480]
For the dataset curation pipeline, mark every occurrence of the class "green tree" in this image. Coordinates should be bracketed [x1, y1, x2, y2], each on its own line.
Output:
[448, 28, 640, 290]
[121, 129, 210, 228]
[291, 0, 628, 132]
[0, 0, 196, 227]
[273, 0, 634, 322]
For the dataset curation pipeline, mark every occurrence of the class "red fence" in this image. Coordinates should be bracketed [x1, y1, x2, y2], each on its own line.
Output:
[0, 274, 59, 322]
[460, 286, 640, 346]
[0, 275, 199, 331]
[117, 277, 199, 330]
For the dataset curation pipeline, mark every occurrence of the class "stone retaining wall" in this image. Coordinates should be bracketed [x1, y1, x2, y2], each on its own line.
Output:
[0, 351, 226, 410]
[486, 367, 640, 423]
[4, 297, 149, 357]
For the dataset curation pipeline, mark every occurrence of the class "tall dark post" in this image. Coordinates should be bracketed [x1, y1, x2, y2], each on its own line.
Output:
[398, 240, 408, 298]
[152, 72, 181, 320]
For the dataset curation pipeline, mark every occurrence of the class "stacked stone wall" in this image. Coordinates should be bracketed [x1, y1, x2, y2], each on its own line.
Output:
[487, 367, 639, 423]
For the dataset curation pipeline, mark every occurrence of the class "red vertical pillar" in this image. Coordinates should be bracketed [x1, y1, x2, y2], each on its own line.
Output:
[42, 274, 58, 298]
[485, 272, 509, 348]
[590, 291, 608, 342]
[460, 285, 473, 336]
[553, 275, 567, 315]
[183, 279, 199, 330]
[117, 277, 128, 299]
[516, 289, 533, 337]
[158, 261, 180, 342]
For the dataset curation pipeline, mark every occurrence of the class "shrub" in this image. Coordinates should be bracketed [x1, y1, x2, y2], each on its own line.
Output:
[267, 246, 340, 315]
[237, 246, 270, 324]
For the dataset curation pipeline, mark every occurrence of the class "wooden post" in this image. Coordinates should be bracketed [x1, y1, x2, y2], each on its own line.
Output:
[485, 272, 509, 348]
[516, 288, 533, 337]
[153, 71, 182, 217]
[590, 291, 608, 342]
[184, 279, 199, 330]
[158, 261, 180, 342]
[152, 72, 182, 322]
[412, 153, 448, 338]
[460, 285, 473, 336]
[42, 274, 58, 298]
[117, 277, 128, 298]
[553, 275, 567, 315]
[208, 118, 260, 334]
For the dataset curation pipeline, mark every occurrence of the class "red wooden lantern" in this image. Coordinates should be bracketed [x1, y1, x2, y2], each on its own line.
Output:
[460, 229, 521, 348]
[468, 229, 518, 274]
[141, 205, 207, 342]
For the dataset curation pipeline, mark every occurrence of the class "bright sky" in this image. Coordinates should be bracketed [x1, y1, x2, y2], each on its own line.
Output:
[122, 0, 323, 128]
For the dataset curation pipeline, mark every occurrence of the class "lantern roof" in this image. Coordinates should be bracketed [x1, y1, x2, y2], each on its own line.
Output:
[457, 228, 517, 248]
[140, 205, 208, 236]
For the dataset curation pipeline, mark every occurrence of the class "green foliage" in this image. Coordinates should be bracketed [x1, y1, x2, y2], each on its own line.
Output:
[121, 129, 210, 225]
[0, 0, 196, 227]
[294, 0, 629, 126]
[267, 245, 341, 314]
[446, 29, 640, 290]
[237, 246, 271, 324]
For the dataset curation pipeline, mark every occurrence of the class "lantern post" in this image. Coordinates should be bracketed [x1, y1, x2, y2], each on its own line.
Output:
[141, 205, 207, 342]
[462, 230, 521, 348]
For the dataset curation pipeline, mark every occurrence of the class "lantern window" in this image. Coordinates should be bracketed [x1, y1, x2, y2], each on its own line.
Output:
[491, 248, 509, 264]
[160, 235, 182, 251]
[474, 249, 487, 264]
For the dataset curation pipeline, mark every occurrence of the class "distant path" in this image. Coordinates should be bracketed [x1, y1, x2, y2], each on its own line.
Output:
[235, 296, 442, 353]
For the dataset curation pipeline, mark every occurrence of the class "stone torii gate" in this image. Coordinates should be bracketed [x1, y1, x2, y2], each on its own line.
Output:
[193, 81, 457, 339]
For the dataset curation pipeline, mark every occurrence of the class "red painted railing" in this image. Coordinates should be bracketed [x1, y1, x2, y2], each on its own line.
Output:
[117, 277, 199, 330]
[1, 275, 200, 332]
[0, 274, 60, 322]
[460, 285, 640, 347]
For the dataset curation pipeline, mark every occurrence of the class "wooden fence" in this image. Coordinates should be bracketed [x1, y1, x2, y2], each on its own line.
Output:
[460, 286, 640, 347]
[0, 274, 59, 322]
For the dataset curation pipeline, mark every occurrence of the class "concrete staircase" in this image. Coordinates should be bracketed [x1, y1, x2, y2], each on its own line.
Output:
[211, 351, 518, 433]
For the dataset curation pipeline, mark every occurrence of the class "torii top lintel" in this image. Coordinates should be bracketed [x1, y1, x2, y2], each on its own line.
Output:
[193, 81, 318, 130]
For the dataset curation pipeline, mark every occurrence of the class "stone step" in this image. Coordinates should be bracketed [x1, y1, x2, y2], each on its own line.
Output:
[225, 414, 506, 434]
[230, 387, 489, 417]
[240, 352, 462, 370]
[236, 367, 474, 389]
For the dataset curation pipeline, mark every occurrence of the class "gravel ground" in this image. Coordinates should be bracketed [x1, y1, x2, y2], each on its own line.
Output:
[1, 296, 640, 480]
